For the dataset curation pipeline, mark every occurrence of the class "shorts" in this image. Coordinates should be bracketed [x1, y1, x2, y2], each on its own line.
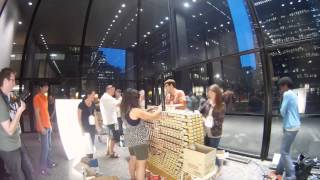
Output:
[128, 144, 149, 160]
[106, 124, 120, 142]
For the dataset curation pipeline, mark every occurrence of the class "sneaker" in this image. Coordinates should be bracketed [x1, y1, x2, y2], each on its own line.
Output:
[40, 169, 51, 176]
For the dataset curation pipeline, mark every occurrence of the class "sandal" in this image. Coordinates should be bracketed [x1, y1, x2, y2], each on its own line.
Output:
[110, 153, 120, 158]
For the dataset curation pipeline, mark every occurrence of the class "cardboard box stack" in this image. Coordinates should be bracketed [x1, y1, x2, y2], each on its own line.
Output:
[146, 110, 204, 179]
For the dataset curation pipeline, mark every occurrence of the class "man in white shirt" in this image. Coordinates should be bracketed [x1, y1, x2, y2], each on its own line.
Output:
[99, 85, 121, 158]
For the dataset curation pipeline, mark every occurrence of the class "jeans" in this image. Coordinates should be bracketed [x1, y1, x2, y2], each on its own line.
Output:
[0, 148, 25, 180]
[40, 128, 53, 171]
[207, 137, 222, 167]
[21, 144, 35, 180]
[117, 117, 123, 136]
[85, 126, 96, 158]
[276, 130, 298, 178]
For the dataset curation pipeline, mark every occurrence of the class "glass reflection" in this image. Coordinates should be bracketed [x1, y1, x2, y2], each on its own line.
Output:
[253, 0, 320, 45]
[175, 0, 257, 67]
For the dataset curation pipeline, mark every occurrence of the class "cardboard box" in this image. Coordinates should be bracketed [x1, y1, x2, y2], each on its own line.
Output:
[182, 143, 216, 178]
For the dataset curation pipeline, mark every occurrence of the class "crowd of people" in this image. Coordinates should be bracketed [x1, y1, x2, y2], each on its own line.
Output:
[0, 67, 301, 180]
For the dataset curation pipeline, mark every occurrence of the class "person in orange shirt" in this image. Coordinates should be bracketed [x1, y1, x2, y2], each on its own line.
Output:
[33, 82, 56, 176]
[164, 79, 187, 110]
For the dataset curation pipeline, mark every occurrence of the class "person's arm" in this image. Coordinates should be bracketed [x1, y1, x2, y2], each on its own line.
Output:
[199, 101, 208, 115]
[1, 101, 26, 136]
[280, 93, 289, 117]
[131, 107, 161, 121]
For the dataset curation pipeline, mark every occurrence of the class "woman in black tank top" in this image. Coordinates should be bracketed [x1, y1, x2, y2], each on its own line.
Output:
[120, 88, 161, 180]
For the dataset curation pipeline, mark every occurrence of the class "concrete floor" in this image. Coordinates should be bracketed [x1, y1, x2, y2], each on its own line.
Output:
[220, 115, 320, 158]
[21, 133, 270, 180]
[17, 114, 320, 179]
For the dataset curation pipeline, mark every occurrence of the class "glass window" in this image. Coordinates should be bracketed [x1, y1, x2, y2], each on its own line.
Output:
[85, 0, 137, 93]
[173, 53, 264, 155]
[269, 41, 320, 158]
[22, 0, 88, 80]
[253, 0, 320, 45]
[1, 0, 39, 77]
[138, 0, 170, 78]
[213, 53, 264, 155]
[174, 0, 257, 67]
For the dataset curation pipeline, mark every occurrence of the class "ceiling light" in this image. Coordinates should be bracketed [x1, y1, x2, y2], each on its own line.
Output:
[205, 21, 208, 24]
[147, 32, 150, 35]
[199, 13, 203, 16]
[121, 4, 126, 8]
[108, 28, 111, 31]
[135, 14, 138, 17]
[40, 34, 43, 37]
[220, 24, 224, 27]
[196, 34, 200, 37]
[290, 1, 293, 5]
[115, 15, 118, 18]
[155, 25, 159, 28]
[10, 54, 16, 58]
[144, 35, 147, 38]
[140, 8, 143, 12]
[227, 21, 230, 24]
[13, 42, 16, 45]
[50, 54, 57, 57]
[165, 17, 169, 20]
[124, 27, 127, 30]
[106, 32, 109, 34]
[214, 27, 217, 29]
[192, 15, 196, 18]
[192, 0, 197, 2]
[281, 4, 285, 7]
[118, 10, 122, 13]
[131, 45, 135, 47]
[131, 18, 134, 21]
[134, 42, 137, 45]
[183, 2, 190, 8]
[208, 29, 211, 32]
[41, 37, 45, 40]
[18, 21, 22, 25]
[28, 2, 33, 6]
[112, 20, 115, 23]
[160, 21, 164, 24]
[298, 0, 301, 2]
[110, 24, 113, 27]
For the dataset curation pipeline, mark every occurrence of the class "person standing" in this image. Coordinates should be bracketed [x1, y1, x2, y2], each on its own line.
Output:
[270, 77, 301, 180]
[33, 82, 57, 176]
[120, 88, 161, 180]
[115, 89, 123, 137]
[164, 79, 187, 109]
[78, 89, 98, 158]
[0, 68, 27, 180]
[199, 84, 225, 177]
[100, 85, 121, 158]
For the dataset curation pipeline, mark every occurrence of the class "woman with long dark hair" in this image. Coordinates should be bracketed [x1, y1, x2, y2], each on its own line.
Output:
[120, 88, 161, 180]
[77, 89, 97, 158]
[200, 84, 225, 175]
